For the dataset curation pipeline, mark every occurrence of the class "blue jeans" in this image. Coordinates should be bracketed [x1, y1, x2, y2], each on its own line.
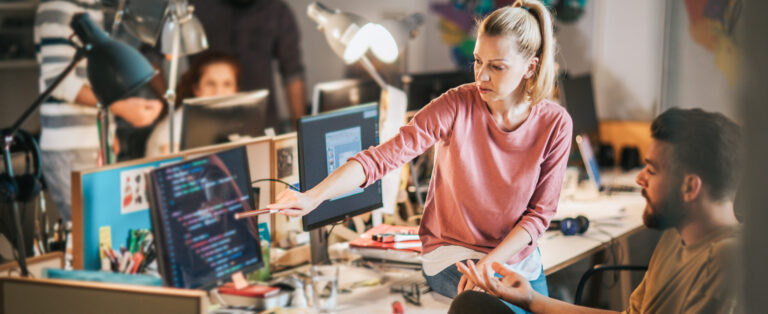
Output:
[425, 259, 548, 314]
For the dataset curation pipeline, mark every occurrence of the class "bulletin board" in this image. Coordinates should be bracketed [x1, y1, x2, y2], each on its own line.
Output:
[71, 157, 182, 270]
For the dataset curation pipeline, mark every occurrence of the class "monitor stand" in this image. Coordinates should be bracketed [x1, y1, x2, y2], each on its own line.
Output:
[309, 228, 330, 265]
[230, 271, 248, 290]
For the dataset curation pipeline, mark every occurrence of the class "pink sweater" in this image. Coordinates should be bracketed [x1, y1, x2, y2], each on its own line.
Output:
[351, 83, 573, 265]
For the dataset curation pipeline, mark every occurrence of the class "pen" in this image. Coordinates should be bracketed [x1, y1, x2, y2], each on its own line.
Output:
[137, 246, 154, 273]
[125, 229, 132, 252]
[128, 230, 136, 253]
[138, 244, 156, 273]
[234, 208, 280, 220]
[120, 251, 133, 273]
[130, 252, 144, 274]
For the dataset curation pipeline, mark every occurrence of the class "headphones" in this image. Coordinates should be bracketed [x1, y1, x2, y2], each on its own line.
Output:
[549, 215, 590, 236]
[0, 128, 42, 203]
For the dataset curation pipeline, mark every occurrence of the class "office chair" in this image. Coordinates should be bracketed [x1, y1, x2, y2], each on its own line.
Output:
[574, 264, 648, 306]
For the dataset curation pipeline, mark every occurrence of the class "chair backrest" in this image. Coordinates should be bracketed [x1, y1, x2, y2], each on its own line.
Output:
[574, 264, 648, 306]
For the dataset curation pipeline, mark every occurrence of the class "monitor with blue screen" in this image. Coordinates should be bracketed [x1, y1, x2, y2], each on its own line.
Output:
[297, 102, 383, 231]
[311, 79, 381, 115]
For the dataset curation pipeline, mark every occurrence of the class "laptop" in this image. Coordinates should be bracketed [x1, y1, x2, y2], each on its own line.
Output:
[575, 134, 638, 193]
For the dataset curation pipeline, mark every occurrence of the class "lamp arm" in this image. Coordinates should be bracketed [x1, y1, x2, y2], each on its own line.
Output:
[359, 56, 387, 89]
[164, 16, 182, 153]
[110, 0, 127, 37]
[1, 45, 87, 278]
[9, 47, 87, 138]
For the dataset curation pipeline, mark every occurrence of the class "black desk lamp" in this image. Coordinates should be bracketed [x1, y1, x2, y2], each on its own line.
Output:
[1, 13, 156, 276]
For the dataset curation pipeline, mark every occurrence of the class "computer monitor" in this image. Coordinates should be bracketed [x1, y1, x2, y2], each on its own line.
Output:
[180, 90, 269, 150]
[297, 102, 383, 231]
[402, 70, 475, 111]
[148, 146, 264, 289]
[561, 74, 600, 141]
[311, 79, 381, 115]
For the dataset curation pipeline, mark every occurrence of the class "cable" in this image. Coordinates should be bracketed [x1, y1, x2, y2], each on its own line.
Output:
[251, 178, 299, 191]
[328, 222, 339, 237]
[593, 225, 622, 287]
[325, 219, 350, 240]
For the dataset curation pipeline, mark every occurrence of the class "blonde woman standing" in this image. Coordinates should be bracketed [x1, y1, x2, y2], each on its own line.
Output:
[269, 1, 570, 310]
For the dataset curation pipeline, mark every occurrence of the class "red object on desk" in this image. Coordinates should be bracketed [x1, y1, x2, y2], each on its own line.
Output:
[217, 282, 280, 298]
[350, 224, 422, 253]
[392, 300, 404, 314]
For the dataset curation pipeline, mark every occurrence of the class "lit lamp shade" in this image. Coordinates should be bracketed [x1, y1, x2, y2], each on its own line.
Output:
[374, 14, 423, 63]
[160, 11, 208, 56]
[307, 2, 398, 64]
[70, 13, 156, 106]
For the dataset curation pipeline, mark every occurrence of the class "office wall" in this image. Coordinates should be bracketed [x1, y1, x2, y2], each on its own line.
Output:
[284, 0, 446, 91]
[555, 0, 596, 77]
[660, 0, 740, 122]
[592, 0, 666, 121]
[0, 61, 39, 132]
[285, 1, 666, 122]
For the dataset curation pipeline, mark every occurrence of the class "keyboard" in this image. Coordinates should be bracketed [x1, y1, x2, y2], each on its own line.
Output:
[600, 184, 639, 193]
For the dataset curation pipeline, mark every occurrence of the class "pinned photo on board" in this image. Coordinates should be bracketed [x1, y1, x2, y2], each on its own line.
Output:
[277, 146, 294, 178]
[120, 166, 155, 214]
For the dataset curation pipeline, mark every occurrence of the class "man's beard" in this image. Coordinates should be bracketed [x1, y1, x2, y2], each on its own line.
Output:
[642, 188, 685, 230]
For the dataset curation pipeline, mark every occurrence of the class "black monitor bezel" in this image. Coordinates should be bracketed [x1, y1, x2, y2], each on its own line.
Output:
[147, 146, 264, 290]
[297, 102, 383, 231]
[315, 79, 381, 114]
[560, 73, 600, 141]
[180, 90, 270, 151]
[402, 70, 475, 111]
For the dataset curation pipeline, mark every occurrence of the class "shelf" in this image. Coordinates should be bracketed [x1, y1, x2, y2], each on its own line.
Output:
[0, 1, 38, 11]
[0, 59, 37, 69]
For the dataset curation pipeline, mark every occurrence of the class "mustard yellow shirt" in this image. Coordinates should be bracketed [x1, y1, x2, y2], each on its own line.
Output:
[624, 226, 741, 314]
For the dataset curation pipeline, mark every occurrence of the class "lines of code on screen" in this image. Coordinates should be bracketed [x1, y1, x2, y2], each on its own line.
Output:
[151, 147, 262, 289]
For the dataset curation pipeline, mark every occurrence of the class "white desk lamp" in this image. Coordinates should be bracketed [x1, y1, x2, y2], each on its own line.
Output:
[109, 0, 167, 45]
[307, 2, 421, 230]
[160, 0, 208, 153]
[108, 0, 207, 154]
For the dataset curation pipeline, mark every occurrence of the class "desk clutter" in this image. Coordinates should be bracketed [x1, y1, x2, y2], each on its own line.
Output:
[350, 224, 422, 267]
[0, 53, 650, 312]
[98, 228, 155, 275]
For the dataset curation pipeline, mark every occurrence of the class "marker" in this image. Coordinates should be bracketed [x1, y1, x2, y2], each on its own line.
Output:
[234, 208, 280, 220]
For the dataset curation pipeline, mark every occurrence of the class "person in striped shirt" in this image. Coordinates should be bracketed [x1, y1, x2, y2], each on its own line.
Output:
[34, 0, 162, 221]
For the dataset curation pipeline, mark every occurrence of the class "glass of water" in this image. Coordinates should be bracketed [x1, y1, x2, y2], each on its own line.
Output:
[310, 265, 339, 313]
